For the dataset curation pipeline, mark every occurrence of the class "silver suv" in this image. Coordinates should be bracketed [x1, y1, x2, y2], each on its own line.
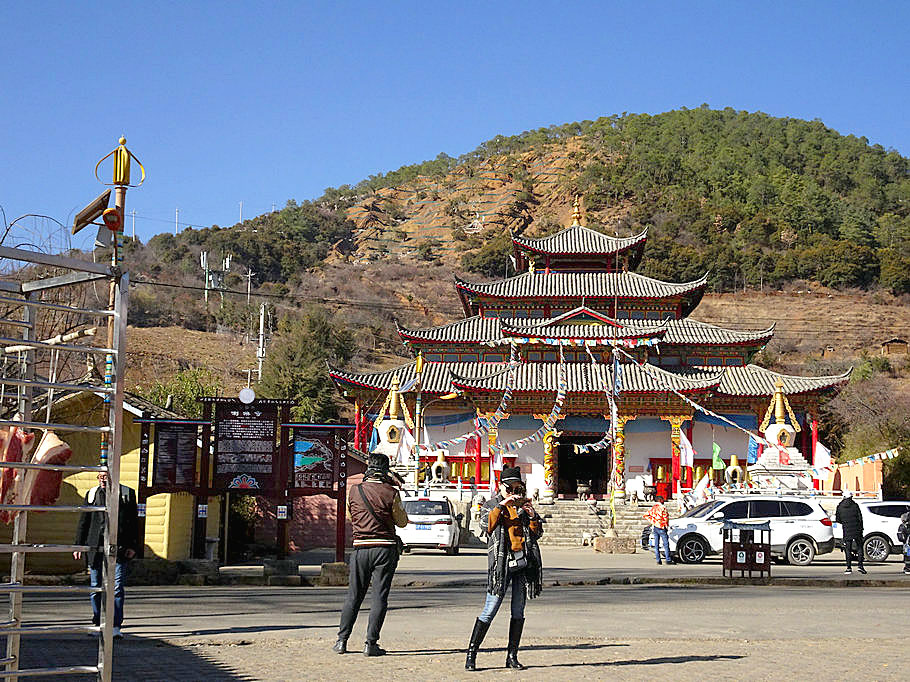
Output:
[666, 496, 835, 566]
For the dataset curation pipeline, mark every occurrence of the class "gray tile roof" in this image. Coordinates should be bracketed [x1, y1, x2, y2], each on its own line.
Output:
[331, 360, 721, 396]
[454, 271, 709, 301]
[397, 312, 772, 347]
[330, 361, 850, 399]
[512, 226, 648, 255]
[450, 362, 722, 394]
[704, 364, 851, 396]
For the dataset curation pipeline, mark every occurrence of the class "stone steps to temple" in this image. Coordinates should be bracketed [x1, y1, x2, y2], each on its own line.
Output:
[536, 500, 675, 546]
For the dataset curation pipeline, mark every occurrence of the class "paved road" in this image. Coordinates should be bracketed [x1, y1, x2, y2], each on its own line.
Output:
[16, 580, 910, 680]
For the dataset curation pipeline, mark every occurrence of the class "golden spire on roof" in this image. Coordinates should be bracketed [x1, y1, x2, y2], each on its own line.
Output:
[571, 195, 582, 227]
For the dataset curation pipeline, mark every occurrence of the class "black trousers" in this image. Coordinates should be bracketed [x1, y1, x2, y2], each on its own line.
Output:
[338, 546, 399, 644]
[843, 534, 864, 569]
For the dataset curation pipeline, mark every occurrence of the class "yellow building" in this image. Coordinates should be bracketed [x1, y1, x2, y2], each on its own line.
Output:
[1, 391, 220, 573]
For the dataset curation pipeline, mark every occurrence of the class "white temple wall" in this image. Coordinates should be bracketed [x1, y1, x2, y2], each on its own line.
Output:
[624, 427, 670, 499]
[691, 421, 749, 466]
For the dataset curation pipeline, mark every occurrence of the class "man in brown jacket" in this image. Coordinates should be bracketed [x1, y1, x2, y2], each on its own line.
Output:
[334, 453, 408, 656]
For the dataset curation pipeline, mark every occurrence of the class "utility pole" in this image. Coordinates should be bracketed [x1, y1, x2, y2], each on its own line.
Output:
[239, 201, 243, 223]
[131, 209, 136, 241]
[244, 267, 255, 305]
[175, 207, 179, 235]
[200, 251, 209, 304]
[257, 302, 266, 380]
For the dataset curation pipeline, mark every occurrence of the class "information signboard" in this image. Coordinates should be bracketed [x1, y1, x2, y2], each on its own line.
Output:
[213, 403, 279, 491]
[153, 422, 198, 487]
[289, 425, 352, 494]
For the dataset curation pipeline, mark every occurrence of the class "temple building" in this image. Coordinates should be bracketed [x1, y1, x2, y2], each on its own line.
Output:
[330, 201, 849, 502]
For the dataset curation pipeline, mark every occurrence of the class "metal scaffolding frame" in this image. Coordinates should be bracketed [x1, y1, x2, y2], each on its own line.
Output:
[0, 244, 127, 681]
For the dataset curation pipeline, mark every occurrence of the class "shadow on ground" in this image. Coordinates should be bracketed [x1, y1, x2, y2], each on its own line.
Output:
[18, 635, 254, 681]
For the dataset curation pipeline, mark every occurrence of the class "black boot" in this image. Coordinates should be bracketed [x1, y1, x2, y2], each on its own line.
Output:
[465, 618, 490, 671]
[505, 618, 525, 669]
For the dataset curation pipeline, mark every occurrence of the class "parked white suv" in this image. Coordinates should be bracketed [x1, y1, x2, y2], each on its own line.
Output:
[832, 500, 910, 562]
[397, 497, 462, 555]
[668, 496, 835, 566]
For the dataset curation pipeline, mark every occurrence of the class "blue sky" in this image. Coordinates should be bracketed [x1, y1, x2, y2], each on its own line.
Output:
[1, 1, 907, 247]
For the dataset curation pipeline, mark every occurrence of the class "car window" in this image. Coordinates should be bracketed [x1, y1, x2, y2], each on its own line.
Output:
[720, 501, 748, 520]
[782, 501, 813, 517]
[680, 501, 722, 518]
[403, 500, 448, 516]
[868, 504, 910, 518]
[749, 500, 782, 518]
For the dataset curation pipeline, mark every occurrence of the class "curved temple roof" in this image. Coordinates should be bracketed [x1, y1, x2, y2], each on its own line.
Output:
[329, 361, 850, 400]
[512, 225, 648, 256]
[397, 310, 772, 348]
[455, 271, 708, 301]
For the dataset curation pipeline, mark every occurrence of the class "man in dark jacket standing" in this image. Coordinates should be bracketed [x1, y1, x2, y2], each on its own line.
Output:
[73, 472, 140, 638]
[835, 490, 866, 575]
[334, 454, 408, 657]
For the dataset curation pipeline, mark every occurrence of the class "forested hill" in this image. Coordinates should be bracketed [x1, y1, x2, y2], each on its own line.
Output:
[128, 107, 910, 330]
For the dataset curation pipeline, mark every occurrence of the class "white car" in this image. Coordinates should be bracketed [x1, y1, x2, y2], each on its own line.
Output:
[667, 496, 835, 566]
[832, 500, 910, 562]
[397, 497, 462, 555]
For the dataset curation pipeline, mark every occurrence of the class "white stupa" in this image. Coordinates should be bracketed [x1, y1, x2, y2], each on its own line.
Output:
[748, 378, 813, 490]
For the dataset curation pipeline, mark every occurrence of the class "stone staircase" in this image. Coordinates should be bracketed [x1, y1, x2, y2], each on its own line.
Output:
[538, 500, 653, 547]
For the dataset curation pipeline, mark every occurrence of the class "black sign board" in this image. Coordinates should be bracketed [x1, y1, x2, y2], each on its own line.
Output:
[213, 402, 280, 491]
[154, 422, 198, 487]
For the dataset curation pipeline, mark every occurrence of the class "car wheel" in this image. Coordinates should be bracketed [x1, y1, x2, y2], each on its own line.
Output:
[863, 534, 890, 563]
[786, 538, 816, 566]
[677, 535, 708, 564]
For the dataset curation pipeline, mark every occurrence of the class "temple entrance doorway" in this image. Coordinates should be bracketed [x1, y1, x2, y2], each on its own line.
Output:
[556, 435, 611, 498]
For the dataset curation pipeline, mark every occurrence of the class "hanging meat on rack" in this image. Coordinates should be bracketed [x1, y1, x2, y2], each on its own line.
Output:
[0, 425, 37, 523]
[14, 431, 73, 518]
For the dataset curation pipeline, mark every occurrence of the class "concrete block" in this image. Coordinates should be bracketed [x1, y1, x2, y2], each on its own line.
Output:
[264, 559, 297, 576]
[593, 536, 637, 554]
[317, 561, 349, 586]
[267, 575, 302, 587]
[177, 574, 206, 586]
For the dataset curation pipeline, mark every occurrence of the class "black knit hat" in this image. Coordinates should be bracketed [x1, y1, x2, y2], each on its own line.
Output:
[367, 453, 390, 477]
[500, 466, 522, 483]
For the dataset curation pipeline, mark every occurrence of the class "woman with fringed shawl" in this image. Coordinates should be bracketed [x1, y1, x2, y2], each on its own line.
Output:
[465, 466, 543, 671]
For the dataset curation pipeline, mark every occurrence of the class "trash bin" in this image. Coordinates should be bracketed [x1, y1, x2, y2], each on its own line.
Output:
[722, 521, 771, 578]
[204, 537, 220, 562]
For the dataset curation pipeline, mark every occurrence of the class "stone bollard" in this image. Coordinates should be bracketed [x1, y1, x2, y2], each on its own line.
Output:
[318, 562, 349, 586]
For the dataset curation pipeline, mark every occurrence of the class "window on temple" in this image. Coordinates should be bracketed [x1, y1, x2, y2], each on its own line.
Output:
[687, 356, 705, 366]
[646, 311, 661, 320]
[543, 351, 557, 362]
[659, 356, 681, 366]
[615, 311, 629, 319]
[647, 356, 659, 365]
[630, 311, 645, 320]
[425, 353, 442, 362]
[527, 351, 542, 361]
[662, 312, 674, 320]
[462, 353, 478, 362]
[513, 309, 529, 318]
[482, 309, 498, 318]
[483, 353, 504, 362]
[725, 357, 744, 366]
[444, 354, 460, 362]
[706, 357, 723, 366]
[530, 309, 544, 318]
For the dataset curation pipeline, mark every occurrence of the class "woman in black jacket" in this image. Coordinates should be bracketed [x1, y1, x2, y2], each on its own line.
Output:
[464, 467, 543, 671]
[835, 490, 865, 574]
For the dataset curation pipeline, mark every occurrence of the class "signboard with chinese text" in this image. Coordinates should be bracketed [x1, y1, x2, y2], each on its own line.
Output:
[288, 425, 353, 495]
[213, 403, 279, 491]
[153, 422, 198, 487]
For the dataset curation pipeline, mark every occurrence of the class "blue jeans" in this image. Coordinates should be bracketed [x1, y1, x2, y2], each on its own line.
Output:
[478, 571, 526, 624]
[652, 527, 670, 562]
[90, 560, 128, 628]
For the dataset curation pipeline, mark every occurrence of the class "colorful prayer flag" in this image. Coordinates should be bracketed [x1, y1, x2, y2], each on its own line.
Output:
[712, 441, 724, 470]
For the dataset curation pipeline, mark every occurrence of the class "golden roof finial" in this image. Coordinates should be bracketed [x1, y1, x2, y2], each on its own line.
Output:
[389, 376, 400, 419]
[571, 194, 582, 227]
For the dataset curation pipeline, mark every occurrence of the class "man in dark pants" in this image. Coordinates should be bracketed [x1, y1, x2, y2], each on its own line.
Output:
[835, 490, 866, 575]
[73, 471, 140, 638]
[334, 454, 408, 656]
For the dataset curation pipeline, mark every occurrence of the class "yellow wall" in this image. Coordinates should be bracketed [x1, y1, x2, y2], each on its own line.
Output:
[0, 393, 203, 574]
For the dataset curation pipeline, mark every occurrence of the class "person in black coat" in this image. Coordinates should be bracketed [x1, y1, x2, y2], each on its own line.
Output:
[835, 490, 865, 574]
[73, 472, 140, 637]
